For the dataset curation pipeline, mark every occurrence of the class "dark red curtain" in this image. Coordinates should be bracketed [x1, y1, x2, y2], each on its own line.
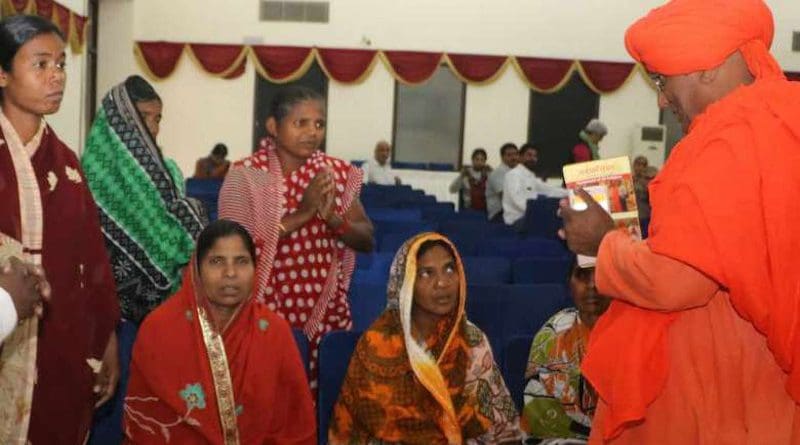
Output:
[189, 44, 245, 76]
[515, 57, 574, 90]
[52, 3, 70, 36]
[10, 0, 29, 13]
[34, 0, 53, 18]
[137, 42, 185, 79]
[317, 48, 377, 83]
[580, 60, 636, 93]
[251, 45, 313, 80]
[448, 53, 506, 82]
[383, 50, 442, 84]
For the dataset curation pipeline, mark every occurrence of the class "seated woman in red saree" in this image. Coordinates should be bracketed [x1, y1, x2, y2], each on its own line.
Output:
[124, 220, 315, 444]
[329, 233, 522, 445]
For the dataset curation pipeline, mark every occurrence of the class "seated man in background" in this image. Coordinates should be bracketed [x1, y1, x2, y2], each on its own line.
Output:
[194, 142, 231, 179]
[362, 140, 400, 185]
[486, 142, 519, 222]
[503, 143, 569, 228]
[522, 261, 610, 443]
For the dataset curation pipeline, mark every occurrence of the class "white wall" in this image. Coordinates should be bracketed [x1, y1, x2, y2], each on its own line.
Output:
[92, 0, 800, 176]
[39, 0, 87, 153]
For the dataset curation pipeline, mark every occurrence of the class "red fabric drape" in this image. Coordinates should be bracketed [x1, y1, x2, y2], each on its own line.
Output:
[224, 59, 247, 79]
[448, 53, 506, 82]
[317, 48, 377, 83]
[10, 0, 29, 13]
[251, 45, 313, 80]
[189, 43, 245, 76]
[580, 60, 636, 93]
[73, 14, 87, 47]
[52, 2, 70, 36]
[383, 50, 443, 84]
[137, 41, 185, 79]
[515, 57, 574, 90]
[34, 0, 53, 18]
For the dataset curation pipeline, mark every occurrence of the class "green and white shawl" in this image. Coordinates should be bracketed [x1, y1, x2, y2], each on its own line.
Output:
[82, 82, 206, 323]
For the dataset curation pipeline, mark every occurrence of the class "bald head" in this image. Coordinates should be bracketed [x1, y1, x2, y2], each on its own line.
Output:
[374, 140, 391, 165]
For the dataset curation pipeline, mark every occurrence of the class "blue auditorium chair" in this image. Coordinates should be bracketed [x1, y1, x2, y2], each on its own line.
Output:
[477, 237, 568, 259]
[88, 320, 138, 444]
[467, 283, 568, 365]
[512, 256, 573, 284]
[348, 283, 387, 331]
[318, 331, 361, 445]
[420, 202, 456, 222]
[292, 328, 310, 377]
[461, 256, 512, 285]
[367, 208, 422, 222]
[503, 335, 535, 410]
[520, 197, 562, 239]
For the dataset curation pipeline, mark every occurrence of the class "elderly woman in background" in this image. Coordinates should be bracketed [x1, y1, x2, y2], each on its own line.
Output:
[124, 220, 315, 444]
[571, 119, 607, 162]
[330, 233, 522, 445]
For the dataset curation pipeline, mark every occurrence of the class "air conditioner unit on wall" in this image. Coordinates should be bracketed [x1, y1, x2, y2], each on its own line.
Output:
[630, 124, 666, 168]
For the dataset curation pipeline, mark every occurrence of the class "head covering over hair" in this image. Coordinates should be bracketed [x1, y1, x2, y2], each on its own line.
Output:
[625, 0, 782, 79]
[584, 119, 607, 136]
[329, 233, 522, 445]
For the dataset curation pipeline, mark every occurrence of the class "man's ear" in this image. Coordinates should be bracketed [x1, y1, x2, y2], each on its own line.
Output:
[699, 65, 720, 85]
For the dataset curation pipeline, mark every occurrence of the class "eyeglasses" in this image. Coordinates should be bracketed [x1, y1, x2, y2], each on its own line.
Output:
[650, 74, 666, 93]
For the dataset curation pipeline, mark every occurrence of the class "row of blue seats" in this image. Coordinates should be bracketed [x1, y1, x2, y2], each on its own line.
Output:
[352, 160, 456, 171]
[353, 254, 571, 288]
[346, 282, 568, 362]
[314, 330, 541, 445]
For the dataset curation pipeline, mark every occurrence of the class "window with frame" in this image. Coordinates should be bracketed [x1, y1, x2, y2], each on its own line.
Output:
[392, 66, 466, 170]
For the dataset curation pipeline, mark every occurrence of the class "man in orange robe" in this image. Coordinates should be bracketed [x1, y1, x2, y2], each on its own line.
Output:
[560, 0, 800, 443]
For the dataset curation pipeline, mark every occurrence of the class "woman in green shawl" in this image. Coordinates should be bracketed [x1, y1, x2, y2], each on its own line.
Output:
[82, 75, 206, 324]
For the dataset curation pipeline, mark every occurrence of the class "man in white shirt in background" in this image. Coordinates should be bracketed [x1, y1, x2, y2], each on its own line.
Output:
[362, 140, 401, 185]
[0, 257, 50, 342]
[486, 142, 519, 222]
[502, 143, 569, 228]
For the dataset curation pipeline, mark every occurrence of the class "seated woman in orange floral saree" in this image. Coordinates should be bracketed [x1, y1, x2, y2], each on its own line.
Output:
[329, 232, 522, 445]
[123, 220, 315, 444]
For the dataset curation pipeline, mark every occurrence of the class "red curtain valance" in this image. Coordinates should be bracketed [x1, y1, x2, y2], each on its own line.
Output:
[2, 0, 89, 53]
[135, 41, 799, 94]
[135, 41, 643, 94]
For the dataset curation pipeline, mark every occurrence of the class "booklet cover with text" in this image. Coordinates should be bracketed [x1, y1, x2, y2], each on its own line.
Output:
[563, 156, 641, 267]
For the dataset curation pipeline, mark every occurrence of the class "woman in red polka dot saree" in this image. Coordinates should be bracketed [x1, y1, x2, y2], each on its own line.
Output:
[219, 86, 374, 390]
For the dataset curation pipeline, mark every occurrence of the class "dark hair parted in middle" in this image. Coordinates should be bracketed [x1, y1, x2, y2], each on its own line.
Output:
[268, 86, 325, 122]
[125, 75, 161, 103]
[196, 219, 256, 266]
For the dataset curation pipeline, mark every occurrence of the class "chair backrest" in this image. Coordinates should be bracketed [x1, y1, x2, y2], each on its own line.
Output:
[348, 283, 387, 331]
[439, 220, 517, 239]
[522, 197, 562, 239]
[291, 328, 310, 377]
[503, 335, 534, 411]
[467, 284, 568, 365]
[477, 237, 568, 259]
[318, 330, 362, 445]
[512, 256, 573, 284]
[367, 208, 422, 222]
[461, 256, 512, 285]
[185, 178, 224, 199]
